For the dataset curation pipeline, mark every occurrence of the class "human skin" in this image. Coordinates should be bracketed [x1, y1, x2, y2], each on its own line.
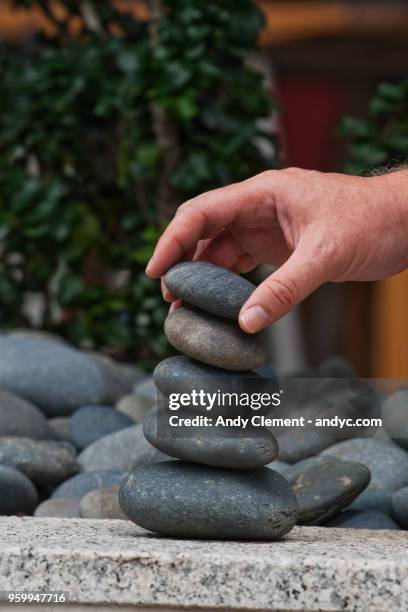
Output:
[146, 168, 408, 333]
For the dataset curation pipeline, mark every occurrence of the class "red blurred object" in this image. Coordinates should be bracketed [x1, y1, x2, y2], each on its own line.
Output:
[278, 79, 346, 171]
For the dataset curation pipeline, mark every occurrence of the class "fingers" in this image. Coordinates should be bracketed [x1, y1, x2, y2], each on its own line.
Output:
[195, 230, 242, 269]
[146, 173, 276, 278]
[239, 243, 329, 333]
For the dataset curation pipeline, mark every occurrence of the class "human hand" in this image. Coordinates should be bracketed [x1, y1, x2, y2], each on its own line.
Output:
[146, 168, 408, 333]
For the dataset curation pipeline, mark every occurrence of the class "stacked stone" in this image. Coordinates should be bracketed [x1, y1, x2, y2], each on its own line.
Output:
[120, 262, 298, 540]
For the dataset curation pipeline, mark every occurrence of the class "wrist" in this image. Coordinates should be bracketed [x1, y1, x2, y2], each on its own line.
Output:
[378, 170, 408, 269]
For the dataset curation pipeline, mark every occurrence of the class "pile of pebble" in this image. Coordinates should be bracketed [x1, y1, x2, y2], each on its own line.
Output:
[119, 262, 298, 539]
[1, 262, 408, 535]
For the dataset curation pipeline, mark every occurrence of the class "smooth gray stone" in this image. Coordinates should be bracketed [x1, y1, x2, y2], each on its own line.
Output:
[69, 405, 134, 450]
[165, 308, 270, 371]
[324, 510, 399, 530]
[132, 377, 156, 401]
[349, 489, 394, 516]
[87, 352, 145, 404]
[293, 458, 370, 525]
[119, 461, 298, 540]
[0, 388, 55, 440]
[5, 329, 69, 345]
[277, 429, 335, 464]
[79, 487, 127, 520]
[52, 470, 127, 499]
[48, 417, 75, 444]
[281, 456, 339, 485]
[0, 437, 79, 486]
[34, 497, 80, 518]
[382, 390, 408, 451]
[115, 394, 155, 422]
[0, 337, 108, 416]
[78, 424, 168, 472]
[322, 438, 408, 491]
[391, 487, 408, 529]
[164, 262, 255, 319]
[153, 355, 260, 399]
[266, 460, 292, 477]
[0, 465, 38, 515]
[144, 410, 279, 469]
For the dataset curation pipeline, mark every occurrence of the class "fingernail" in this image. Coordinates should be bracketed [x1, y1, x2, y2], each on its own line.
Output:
[240, 305, 269, 333]
[145, 261, 152, 274]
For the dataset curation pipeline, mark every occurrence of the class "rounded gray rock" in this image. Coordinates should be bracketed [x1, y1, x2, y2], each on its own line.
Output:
[79, 487, 127, 520]
[78, 424, 169, 472]
[0, 337, 108, 416]
[277, 429, 335, 464]
[279, 456, 340, 485]
[116, 394, 155, 422]
[164, 262, 255, 319]
[34, 497, 80, 518]
[69, 405, 134, 450]
[324, 510, 399, 530]
[119, 461, 298, 540]
[322, 438, 408, 491]
[48, 417, 74, 444]
[349, 489, 394, 516]
[87, 352, 145, 404]
[0, 437, 79, 485]
[0, 387, 55, 440]
[0, 465, 38, 515]
[165, 308, 270, 371]
[144, 409, 279, 469]
[292, 458, 371, 525]
[382, 390, 408, 451]
[52, 470, 127, 499]
[153, 355, 260, 400]
[391, 487, 408, 529]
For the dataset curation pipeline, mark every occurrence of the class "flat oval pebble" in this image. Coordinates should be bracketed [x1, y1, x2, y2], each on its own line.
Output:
[277, 429, 335, 464]
[144, 409, 278, 469]
[322, 438, 408, 491]
[52, 470, 127, 499]
[34, 497, 80, 518]
[165, 308, 270, 371]
[0, 437, 79, 485]
[0, 465, 38, 515]
[119, 461, 298, 540]
[78, 423, 168, 472]
[153, 355, 260, 399]
[164, 262, 255, 319]
[79, 487, 127, 520]
[116, 394, 155, 422]
[324, 509, 399, 530]
[349, 488, 394, 516]
[78, 424, 169, 472]
[279, 456, 339, 485]
[391, 487, 408, 529]
[0, 337, 108, 416]
[0, 387, 55, 440]
[382, 390, 408, 451]
[292, 458, 371, 525]
[69, 405, 134, 450]
[48, 417, 74, 444]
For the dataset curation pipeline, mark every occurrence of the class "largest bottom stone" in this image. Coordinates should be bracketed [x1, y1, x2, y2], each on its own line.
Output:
[119, 461, 298, 540]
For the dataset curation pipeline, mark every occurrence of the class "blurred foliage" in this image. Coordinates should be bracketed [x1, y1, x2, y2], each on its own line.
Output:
[0, 0, 275, 364]
[0, 0, 278, 366]
[341, 80, 408, 174]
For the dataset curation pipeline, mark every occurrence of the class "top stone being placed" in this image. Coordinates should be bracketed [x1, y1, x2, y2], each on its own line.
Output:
[165, 262, 255, 319]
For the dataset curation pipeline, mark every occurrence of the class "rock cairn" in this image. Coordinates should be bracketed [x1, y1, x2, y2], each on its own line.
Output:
[120, 262, 298, 539]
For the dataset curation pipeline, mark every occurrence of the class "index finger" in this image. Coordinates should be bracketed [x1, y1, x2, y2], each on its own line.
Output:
[145, 173, 274, 278]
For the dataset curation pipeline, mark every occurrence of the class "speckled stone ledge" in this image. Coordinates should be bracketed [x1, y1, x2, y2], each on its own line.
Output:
[1, 517, 408, 611]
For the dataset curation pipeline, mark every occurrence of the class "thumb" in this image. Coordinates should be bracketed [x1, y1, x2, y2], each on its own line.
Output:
[239, 246, 329, 333]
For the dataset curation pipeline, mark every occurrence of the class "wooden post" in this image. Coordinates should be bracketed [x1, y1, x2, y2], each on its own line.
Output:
[372, 270, 408, 378]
